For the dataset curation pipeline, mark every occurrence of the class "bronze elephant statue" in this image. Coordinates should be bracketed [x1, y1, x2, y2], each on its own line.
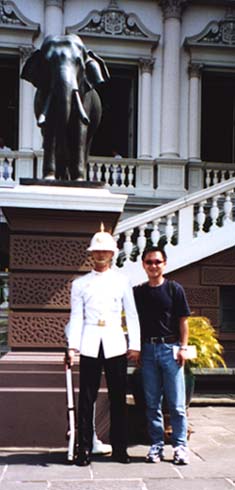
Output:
[21, 34, 109, 180]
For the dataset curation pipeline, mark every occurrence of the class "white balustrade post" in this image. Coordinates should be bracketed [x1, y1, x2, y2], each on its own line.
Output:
[123, 229, 134, 262]
[165, 213, 175, 244]
[210, 197, 219, 232]
[151, 219, 161, 246]
[112, 163, 118, 189]
[137, 225, 147, 261]
[97, 163, 103, 183]
[223, 192, 233, 226]
[119, 164, 125, 189]
[104, 164, 110, 187]
[127, 164, 134, 190]
[6, 157, 14, 182]
[89, 162, 95, 182]
[196, 201, 206, 236]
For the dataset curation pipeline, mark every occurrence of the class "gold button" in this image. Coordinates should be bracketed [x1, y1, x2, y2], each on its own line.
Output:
[98, 320, 106, 327]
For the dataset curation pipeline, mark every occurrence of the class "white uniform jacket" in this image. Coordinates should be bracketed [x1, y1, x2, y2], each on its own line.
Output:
[65, 268, 141, 359]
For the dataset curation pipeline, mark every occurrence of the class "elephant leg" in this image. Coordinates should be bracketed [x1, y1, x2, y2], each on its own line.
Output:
[68, 119, 86, 181]
[42, 125, 56, 179]
[55, 140, 69, 180]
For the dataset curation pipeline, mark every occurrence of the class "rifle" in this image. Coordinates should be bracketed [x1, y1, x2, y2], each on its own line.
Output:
[65, 349, 77, 463]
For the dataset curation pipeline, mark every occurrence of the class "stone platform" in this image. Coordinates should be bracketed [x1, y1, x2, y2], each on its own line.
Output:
[0, 352, 110, 448]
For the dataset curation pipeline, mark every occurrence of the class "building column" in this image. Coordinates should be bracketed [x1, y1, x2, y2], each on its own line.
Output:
[188, 63, 203, 161]
[44, 0, 64, 36]
[139, 58, 154, 159]
[159, 0, 188, 158]
[19, 47, 34, 151]
[187, 63, 204, 193]
[17, 47, 35, 180]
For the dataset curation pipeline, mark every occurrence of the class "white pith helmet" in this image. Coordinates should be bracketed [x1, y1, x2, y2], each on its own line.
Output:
[87, 223, 117, 252]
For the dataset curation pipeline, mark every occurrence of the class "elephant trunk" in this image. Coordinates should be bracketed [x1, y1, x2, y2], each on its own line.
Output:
[74, 89, 90, 126]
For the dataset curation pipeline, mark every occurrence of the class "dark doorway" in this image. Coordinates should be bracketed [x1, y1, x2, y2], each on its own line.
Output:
[201, 71, 235, 163]
[220, 286, 235, 332]
[0, 223, 9, 271]
[0, 55, 19, 150]
[91, 64, 138, 158]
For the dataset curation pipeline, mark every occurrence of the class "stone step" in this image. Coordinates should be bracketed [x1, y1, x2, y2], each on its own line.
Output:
[0, 351, 110, 449]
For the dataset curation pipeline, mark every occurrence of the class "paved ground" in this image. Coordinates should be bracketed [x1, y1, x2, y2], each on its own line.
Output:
[0, 406, 235, 490]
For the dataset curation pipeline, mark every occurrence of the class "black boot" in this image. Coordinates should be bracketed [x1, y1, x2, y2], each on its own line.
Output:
[77, 449, 91, 466]
[111, 449, 131, 464]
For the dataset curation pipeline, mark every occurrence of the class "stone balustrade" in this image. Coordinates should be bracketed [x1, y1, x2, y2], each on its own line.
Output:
[1, 150, 235, 196]
[114, 178, 235, 283]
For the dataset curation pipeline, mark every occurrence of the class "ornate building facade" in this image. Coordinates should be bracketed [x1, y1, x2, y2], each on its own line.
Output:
[1, 0, 235, 195]
[1, 0, 235, 363]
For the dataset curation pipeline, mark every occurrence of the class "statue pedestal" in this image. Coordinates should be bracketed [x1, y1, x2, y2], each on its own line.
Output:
[2, 182, 126, 349]
[0, 182, 127, 448]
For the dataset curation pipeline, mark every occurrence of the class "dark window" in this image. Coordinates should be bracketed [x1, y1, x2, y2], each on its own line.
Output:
[201, 71, 235, 163]
[91, 64, 138, 158]
[220, 286, 235, 332]
[0, 55, 19, 150]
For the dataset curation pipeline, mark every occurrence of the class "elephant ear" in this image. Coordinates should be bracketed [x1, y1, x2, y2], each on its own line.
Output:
[21, 49, 46, 88]
[85, 50, 110, 90]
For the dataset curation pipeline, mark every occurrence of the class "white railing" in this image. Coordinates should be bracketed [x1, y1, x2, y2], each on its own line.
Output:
[114, 178, 235, 283]
[0, 152, 152, 195]
[0, 150, 43, 187]
[87, 157, 137, 193]
[203, 162, 235, 187]
[1, 150, 235, 196]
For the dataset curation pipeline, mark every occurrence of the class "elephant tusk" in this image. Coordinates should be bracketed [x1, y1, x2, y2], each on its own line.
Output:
[74, 90, 90, 126]
[37, 93, 52, 127]
[38, 113, 46, 127]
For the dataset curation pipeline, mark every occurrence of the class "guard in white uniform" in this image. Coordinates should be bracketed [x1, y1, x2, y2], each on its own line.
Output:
[65, 227, 140, 465]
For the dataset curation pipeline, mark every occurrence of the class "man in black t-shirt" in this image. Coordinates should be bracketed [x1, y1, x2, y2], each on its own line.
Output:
[134, 246, 191, 465]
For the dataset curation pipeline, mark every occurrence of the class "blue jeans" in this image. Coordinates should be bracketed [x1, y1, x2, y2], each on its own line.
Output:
[141, 342, 187, 447]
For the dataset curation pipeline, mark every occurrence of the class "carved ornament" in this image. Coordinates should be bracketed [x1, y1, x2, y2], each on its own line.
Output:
[185, 8, 235, 47]
[188, 62, 204, 78]
[0, 0, 39, 28]
[19, 45, 34, 63]
[139, 57, 155, 74]
[66, 0, 159, 45]
[10, 273, 74, 309]
[9, 312, 69, 347]
[10, 235, 93, 271]
[158, 0, 189, 20]
[0, 0, 40, 39]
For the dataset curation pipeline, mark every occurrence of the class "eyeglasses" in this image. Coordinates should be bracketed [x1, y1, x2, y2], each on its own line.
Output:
[144, 259, 164, 266]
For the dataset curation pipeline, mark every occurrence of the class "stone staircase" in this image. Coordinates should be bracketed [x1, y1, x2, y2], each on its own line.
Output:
[114, 178, 235, 284]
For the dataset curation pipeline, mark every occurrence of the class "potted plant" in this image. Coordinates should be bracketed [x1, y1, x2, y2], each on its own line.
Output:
[185, 316, 226, 407]
[187, 316, 226, 369]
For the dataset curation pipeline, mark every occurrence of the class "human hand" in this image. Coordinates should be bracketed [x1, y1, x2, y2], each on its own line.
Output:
[177, 349, 188, 367]
[127, 349, 140, 365]
[65, 348, 76, 367]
